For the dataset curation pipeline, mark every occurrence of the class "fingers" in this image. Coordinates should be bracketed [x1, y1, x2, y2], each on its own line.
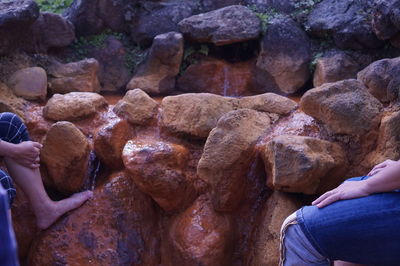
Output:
[312, 190, 335, 206]
[31, 141, 43, 149]
[315, 193, 341, 208]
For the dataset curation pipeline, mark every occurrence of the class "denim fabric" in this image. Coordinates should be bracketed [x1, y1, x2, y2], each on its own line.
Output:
[298, 176, 400, 265]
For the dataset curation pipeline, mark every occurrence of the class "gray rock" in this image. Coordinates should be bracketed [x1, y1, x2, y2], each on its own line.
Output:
[243, 0, 296, 13]
[200, 0, 242, 12]
[178, 5, 261, 45]
[8, 67, 47, 101]
[256, 16, 311, 94]
[371, 0, 400, 40]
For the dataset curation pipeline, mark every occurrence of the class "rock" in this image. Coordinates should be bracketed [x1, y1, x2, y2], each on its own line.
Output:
[41, 121, 90, 194]
[313, 51, 360, 87]
[357, 57, 400, 102]
[130, 1, 199, 46]
[256, 17, 311, 94]
[198, 109, 272, 211]
[306, 0, 382, 49]
[28, 171, 160, 265]
[123, 140, 196, 211]
[243, 0, 296, 13]
[47, 58, 101, 94]
[371, 0, 400, 41]
[43, 92, 107, 121]
[178, 58, 256, 96]
[261, 135, 348, 194]
[0, 83, 27, 118]
[160, 93, 238, 138]
[113, 89, 158, 125]
[239, 93, 298, 115]
[178, 5, 261, 45]
[300, 79, 383, 135]
[94, 120, 134, 170]
[8, 67, 47, 101]
[249, 192, 301, 266]
[126, 32, 183, 95]
[169, 195, 233, 265]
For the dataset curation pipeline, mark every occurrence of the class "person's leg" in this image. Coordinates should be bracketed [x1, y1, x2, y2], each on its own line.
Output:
[334, 261, 364, 266]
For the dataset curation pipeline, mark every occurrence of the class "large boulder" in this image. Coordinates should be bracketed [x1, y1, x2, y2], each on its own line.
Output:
[123, 140, 196, 211]
[160, 93, 238, 138]
[313, 51, 360, 87]
[28, 171, 160, 265]
[261, 135, 348, 194]
[197, 109, 272, 211]
[8, 67, 47, 101]
[256, 17, 311, 94]
[113, 89, 158, 125]
[94, 120, 134, 170]
[306, 0, 382, 49]
[41, 121, 90, 194]
[126, 32, 183, 95]
[300, 79, 383, 135]
[169, 195, 233, 265]
[239, 93, 298, 115]
[178, 58, 256, 96]
[43, 92, 107, 121]
[178, 5, 261, 45]
[371, 0, 400, 47]
[47, 59, 101, 94]
[357, 57, 400, 102]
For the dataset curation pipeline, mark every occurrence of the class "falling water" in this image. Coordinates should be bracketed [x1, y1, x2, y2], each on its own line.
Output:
[85, 151, 101, 191]
[223, 66, 230, 96]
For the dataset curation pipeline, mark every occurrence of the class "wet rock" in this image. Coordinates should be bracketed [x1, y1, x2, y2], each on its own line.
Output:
[130, 1, 199, 46]
[8, 67, 47, 101]
[248, 191, 301, 266]
[123, 140, 196, 211]
[262, 135, 348, 194]
[313, 51, 360, 87]
[300, 79, 383, 135]
[357, 57, 400, 102]
[0, 83, 27, 118]
[178, 58, 256, 96]
[113, 89, 158, 125]
[127, 32, 183, 95]
[43, 92, 107, 121]
[178, 5, 261, 45]
[306, 0, 382, 49]
[41, 121, 90, 194]
[371, 0, 400, 42]
[256, 17, 311, 94]
[28, 171, 160, 266]
[198, 109, 272, 211]
[94, 120, 134, 170]
[201, 0, 241, 11]
[160, 93, 238, 138]
[243, 0, 296, 14]
[169, 195, 233, 265]
[48, 58, 100, 94]
[239, 93, 298, 115]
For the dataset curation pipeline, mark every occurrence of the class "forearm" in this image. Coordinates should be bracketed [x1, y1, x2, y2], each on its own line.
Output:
[0, 140, 16, 157]
[364, 161, 400, 194]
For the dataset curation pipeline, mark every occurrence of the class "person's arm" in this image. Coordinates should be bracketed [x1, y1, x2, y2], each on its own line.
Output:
[312, 160, 400, 208]
[0, 140, 42, 168]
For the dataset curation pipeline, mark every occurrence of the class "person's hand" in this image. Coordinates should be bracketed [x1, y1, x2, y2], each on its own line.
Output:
[312, 180, 371, 208]
[367, 159, 397, 176]
[9, 141, 42, 169]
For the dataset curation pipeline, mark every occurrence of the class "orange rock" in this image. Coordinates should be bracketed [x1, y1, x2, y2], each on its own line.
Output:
[123, 139, 196, 211]
[94, 119, 134, 170]
[169, 195, 233, 266]
[28, 171, 160, 266]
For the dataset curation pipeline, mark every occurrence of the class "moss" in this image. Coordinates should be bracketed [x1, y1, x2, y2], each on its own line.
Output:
[35, 0, 73, 14]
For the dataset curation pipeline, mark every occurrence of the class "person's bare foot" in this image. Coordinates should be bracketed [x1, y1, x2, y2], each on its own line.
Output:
[36, 191, 93, 230]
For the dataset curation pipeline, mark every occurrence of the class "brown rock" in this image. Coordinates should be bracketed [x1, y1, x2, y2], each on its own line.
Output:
[198, 109, 272, 211]
[178, 58, 256, 96]
[94, 119, 134, 170]
[249, 191, 301, 266]
[8, 67, 47, 101]
[169, 195, 233, 265]
[0, 83, 27, 118]
[48, 58, 101, 94]
[160, 93, 238, 138]
[313, 51, 360, 87]
[41, 121, 90, 194]
[300, 79, 383, 135]
[262, 135, 348, 194]
[357, 57, 400, 102]
[28, 171, 160, 266]
[239, 93, 298, 115]
[43, 92, 107, 121]
[123, 139, 196, 211]
[127, 32, 183, 95]
[113, 89, 158, 125]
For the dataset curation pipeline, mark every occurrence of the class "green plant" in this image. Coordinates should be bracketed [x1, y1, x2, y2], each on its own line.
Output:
[35, 0, 73, 14]
[124, 44, 148, 73]
[247, 5, 278, 33]
[309, 52, 323, 72]
[179, 44, 210, 75]
[292, 0, 322, 17]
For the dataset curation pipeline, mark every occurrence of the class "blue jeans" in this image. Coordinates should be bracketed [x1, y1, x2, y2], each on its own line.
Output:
[281, 176, 400, 265]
